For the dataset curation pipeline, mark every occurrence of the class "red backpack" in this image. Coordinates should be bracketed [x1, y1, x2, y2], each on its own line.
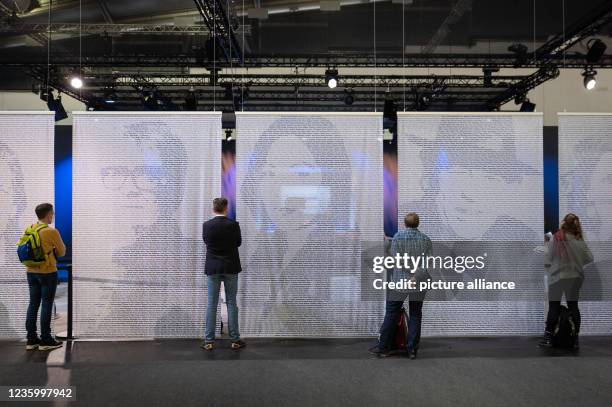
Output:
[394, 308, 409, 350]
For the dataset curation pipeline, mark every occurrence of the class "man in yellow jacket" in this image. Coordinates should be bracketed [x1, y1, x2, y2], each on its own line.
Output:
[25, 203, 66, 351]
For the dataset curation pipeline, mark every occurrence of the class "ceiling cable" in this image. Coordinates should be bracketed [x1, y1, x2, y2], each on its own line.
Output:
[402, 0, 405, 111]
[373, 0, 377, 112]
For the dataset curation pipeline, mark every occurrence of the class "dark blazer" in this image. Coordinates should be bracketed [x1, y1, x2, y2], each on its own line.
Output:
[202, 216, 242, 275]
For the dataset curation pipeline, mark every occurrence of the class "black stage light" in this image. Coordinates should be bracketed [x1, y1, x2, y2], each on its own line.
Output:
[343, 88, 354, 105]
[520, 99, 536, 112]
[103, 87, 117, 104]
[325, 69, 338, 88]
[184, 89, 198, 110]
[582, 67, 597, 90]
[514, 93, 526, 105]
[586, 39, 607, 64]
[383, 92, 397, 127]
[47, 92, 68, 122]
[142, 90, 159, 110]
[416, 93, 430, 111]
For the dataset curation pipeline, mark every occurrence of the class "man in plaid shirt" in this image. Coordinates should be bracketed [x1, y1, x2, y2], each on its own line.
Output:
[374, 212, 432, 359]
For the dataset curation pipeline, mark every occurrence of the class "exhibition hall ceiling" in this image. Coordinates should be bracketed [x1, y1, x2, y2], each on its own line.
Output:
[0, 0, 611, 111]
[2, 0, 611, 54]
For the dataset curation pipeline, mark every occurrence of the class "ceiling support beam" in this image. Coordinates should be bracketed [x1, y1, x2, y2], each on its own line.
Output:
[193, 0, 243, 62]
[488, 0, 612, 109]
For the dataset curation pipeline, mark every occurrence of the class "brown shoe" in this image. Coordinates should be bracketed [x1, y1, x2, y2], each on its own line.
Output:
[201, 342, 214, 351]
[231, 340, 246, 350]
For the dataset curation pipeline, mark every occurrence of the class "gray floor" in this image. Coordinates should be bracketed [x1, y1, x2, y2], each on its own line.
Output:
[1, 337, 612, 407]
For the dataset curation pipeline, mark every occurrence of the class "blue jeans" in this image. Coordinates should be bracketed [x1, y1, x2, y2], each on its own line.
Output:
[205, 274, 240, 342]
[379, 296, 424, 352]
[26, 272, 58, 342]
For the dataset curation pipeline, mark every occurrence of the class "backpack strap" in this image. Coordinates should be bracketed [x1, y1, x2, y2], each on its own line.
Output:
[27, 223, 48, 249]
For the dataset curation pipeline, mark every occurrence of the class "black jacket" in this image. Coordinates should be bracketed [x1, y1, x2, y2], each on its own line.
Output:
[202, 216, 242, 275]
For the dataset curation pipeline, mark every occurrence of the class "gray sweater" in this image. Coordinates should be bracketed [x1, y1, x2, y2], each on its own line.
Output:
[544, 233, 594, 285]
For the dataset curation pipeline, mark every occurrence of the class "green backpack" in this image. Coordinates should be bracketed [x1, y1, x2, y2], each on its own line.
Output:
[16, 224, 49, 267]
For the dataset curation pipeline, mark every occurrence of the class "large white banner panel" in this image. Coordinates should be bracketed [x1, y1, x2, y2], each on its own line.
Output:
[0, 112, 55, 339]
[397, 113, 544, 336]
[236, 112, 384, 337]
[559, 113, 612, 335]
[73, 112, 221, 338]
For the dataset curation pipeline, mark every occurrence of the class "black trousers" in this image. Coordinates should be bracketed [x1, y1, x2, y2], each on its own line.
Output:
[545, 277, 582, 334]
[379, 292, 425, 352]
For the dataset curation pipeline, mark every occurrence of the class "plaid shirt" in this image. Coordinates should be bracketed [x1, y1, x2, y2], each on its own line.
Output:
[390, 228, 433, 283]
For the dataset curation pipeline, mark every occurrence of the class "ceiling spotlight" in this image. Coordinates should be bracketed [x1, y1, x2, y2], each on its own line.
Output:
[416, 94, 430, 111]
[184, 89, 198, 111]
[70, 76, 83, 89]
[46, 91, 68, 122]
[586, 38, 607, 64]
[142, 89, 161, 110]
[103, 87, 117, 104]
[343, 88, 354, 105]
[582, 68, 597, 90]
[514, 93, 527, 105]
[325, 69, 338, 89]
[383, 92, 398, 126]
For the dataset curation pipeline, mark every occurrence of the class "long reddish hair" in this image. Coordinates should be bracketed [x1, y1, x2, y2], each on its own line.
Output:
[554, 213, 584, 241]
[554, 213, 584, 259]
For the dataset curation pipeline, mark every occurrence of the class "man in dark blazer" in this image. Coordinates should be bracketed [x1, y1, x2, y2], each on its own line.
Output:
[202, 197, 245, 350]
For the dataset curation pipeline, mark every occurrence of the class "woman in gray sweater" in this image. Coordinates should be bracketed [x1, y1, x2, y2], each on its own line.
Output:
[540, 213, 593, 348]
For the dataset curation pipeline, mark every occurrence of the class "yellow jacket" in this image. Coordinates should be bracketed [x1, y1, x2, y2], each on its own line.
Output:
[26, 223, 66, 274]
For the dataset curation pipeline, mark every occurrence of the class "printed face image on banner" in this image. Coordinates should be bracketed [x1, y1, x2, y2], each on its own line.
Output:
[559, 114, 612, 335]
[0, 112, 54, 339]
[72, 113, 221, 338]
[236, 113, 384, 337]
[397, 113, 544, 335]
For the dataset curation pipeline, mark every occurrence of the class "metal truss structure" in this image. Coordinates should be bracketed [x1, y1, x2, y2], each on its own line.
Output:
[193, 0, 242, 62]
[97, 73, 525, 88]
[77, 71, 528, 111]
[0, 23, 251, 36]
[1, 0, 610, 112]
[2, 52, 612, 69]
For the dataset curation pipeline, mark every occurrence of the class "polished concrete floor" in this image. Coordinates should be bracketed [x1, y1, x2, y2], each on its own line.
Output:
[1, 337, 612, 407]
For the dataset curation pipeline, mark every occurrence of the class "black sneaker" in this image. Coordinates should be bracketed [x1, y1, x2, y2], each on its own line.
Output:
[409, 349, 418, 360]
[26, 338, 40, 351]
[368, 345, 391, 358]
[573, 336, 580, 350]
[538, 331, 553, 348]
[231, 340, 246, 350]
[38, 339, 63, 351]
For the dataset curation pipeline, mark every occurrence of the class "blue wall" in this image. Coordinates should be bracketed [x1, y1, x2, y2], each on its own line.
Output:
[543, 126, 560, 233]
[54, 126, 72, 260]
